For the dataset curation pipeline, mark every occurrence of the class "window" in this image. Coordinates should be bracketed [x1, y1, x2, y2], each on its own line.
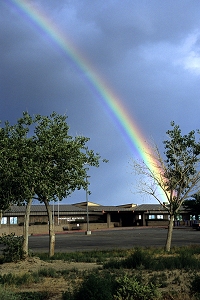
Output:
[176, 215, 183, 221]
[149, 215, 156, 219]
[1, 217, 7, 225]
[10, 217, 17, 225]
[138, 215, 141, 220]
[157, 215, 163, 219]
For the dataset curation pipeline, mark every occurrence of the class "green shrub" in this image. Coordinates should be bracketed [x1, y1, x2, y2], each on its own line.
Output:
[37, 268, 58, 278]
[190, 274, 200, 296]
[70, 271, 115, 300]
[15, 273, 36, 285]
[113, 274, 161, 300]
[0, 285, 20, 300]
[150, 272, 168, 288]
[177, 251, 199, 269]
[0, 272, 41, 286]
[36, 249, 129, 263]
[0, 233, 25, 262]
[0, 273, 16, 286]
[17, 291, 53, 299]
[62, 290, 75, 300]
[103, 258, 122, 269]
[103, 248, 152, 270]
[122, 248, 152, 269]
[152, 252, 199, 271]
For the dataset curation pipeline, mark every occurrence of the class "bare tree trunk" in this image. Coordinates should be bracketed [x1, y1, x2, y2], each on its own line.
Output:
[0, 210, 2, 228]
[44, 198, 55, 257]
[165, 215, 174, 252]
[23, 198, 32, 256]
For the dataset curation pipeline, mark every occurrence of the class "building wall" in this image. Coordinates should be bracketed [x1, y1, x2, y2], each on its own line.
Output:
[0, 221, 117, 236]
[1, 205, 193, 234]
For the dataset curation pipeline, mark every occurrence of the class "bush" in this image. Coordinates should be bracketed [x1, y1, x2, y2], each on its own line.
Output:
[190, 274, 200, 296]
[0, 273, 15, 286]
[64, 271, 115, 300]
[113, 274, 161, 300]
[0, 285, 20, 300]
[122, 248, 152, 269]
[177, 251, 199, 270]
[0, 272, 41, 286]
[103, 258, 122, 269]
[0, 233, 25, 262]
[103, 248, 152, 270]
[37, 268, 58, 278]
[153, 251, 199, 271]
[17, 291, 53, 299]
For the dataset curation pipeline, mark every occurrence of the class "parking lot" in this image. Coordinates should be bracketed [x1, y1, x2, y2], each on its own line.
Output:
[27, 227, 200, 253]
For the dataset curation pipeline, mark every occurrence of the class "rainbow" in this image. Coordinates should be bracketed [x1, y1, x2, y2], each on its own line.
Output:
[6, 0, 167, 201]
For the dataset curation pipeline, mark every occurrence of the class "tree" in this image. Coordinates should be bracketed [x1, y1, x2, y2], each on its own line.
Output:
[0, 113, 36, 254]
[0, 114, 34, 222]
[184, 193, 200, 218]
[131, 122, 200, 251]
[0, 112, 106, 257]
[31, 112, 105, 256]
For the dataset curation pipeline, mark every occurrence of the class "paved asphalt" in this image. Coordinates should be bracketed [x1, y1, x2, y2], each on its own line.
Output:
[27, 227, 200, 253]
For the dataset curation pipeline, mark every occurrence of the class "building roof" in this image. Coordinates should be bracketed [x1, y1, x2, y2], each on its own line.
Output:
[134, 204, 167, 212]
[89, 205, 135, 212]
[73, 201, 101, 207]
[134, 204, 187, 213]
[3, 202, 189, 216]
[4, 204, 86, 216]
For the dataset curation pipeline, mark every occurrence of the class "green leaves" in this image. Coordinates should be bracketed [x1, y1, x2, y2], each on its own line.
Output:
[0, 112, 106, 208]
[0, 233, 25, 262]
[163, 122, 200, 199]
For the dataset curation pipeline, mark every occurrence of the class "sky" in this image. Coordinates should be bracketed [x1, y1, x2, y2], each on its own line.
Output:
[1, 0, 200, 206]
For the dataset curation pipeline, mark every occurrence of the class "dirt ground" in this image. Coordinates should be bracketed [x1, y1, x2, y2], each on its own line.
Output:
[0, 257, 195, 300]
[0, 256, 98, 275]
[0, 257, 99, 299]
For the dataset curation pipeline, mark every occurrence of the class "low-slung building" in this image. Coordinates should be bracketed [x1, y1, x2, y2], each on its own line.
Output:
[0, 202, 194, 234]
[0, 201, 194, 235]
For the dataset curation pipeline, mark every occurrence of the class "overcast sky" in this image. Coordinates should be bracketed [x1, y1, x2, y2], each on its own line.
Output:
[1, 0, 200, 206]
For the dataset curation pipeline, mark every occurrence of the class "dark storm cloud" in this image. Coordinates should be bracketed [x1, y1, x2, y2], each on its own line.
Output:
[1, 0, 200, 205]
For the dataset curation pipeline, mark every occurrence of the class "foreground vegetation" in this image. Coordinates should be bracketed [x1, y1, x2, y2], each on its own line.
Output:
[1, 246, 200, 299]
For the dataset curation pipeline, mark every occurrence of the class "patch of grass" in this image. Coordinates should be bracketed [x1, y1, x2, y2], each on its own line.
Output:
[0, 272, 42, 286]
[0, 284, 20, 300]
[114, 274, 161, 300]
[62, 270, 161, 300]
[63, 270, 115, 300]
[153, 252, 200, 271]
[2, 246, 200, 299]
[59, 268, 85, 280]
[36, 249, 130, 263]
[150, 272, 168, 288]
[17, 291, 54, 300]
[37, 267, 58, 278]
[123, 247, 152, 269]
[103, 247, 152, 270]
[190, 273, 200, 296]
[103, 246, 200, 271]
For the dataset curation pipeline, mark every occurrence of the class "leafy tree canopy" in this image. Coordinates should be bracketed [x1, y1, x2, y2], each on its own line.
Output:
[0, 112, 106, 210]
[163, 121, 200, 209]
[184, 193, 200, 215]
[131, 121, 200, 251]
